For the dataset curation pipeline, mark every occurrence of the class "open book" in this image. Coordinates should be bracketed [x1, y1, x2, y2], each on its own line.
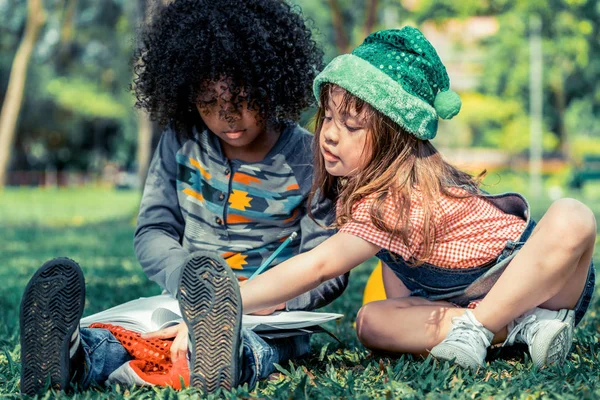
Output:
[80, 294, 342, 335]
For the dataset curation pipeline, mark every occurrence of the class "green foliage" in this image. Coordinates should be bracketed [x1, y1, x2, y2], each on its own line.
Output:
[46, 78, 128, 119]
[0, 187, 599, 399]
[456, 92, 558, 153]
[1, 0, 139, 173]
[479, 0, 600, 153]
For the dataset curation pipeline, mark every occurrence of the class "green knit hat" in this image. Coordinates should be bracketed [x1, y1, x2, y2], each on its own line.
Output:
[313, 27, 461, 140]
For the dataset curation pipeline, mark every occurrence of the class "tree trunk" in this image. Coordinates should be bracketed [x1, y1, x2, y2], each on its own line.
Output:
[553, 76, 568, 160]
[135, 0, 169, 189]
[137, 113, 154, 187]
[327, 0, 349, 54]
[0, 0, 46, 188]
[364, 0, 379, 37]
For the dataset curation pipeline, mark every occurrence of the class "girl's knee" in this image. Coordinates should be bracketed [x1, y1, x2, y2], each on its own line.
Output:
[356, 299, 417, 348]
[546, 199, 596, 249]
[356, 303, 388, 348]
[356, 304, 374, 346]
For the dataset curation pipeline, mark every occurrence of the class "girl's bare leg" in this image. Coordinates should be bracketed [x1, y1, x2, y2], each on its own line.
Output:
[358, 263, 505, 355]
[471, 198, 596, 333]
[356, 297, 508, 355]
[357, 199, 596, 356]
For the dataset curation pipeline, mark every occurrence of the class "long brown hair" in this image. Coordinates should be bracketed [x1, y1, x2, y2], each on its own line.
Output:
[308, 84, 486, 264]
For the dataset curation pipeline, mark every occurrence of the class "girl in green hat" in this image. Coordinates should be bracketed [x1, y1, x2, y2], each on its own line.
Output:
[242, 27, 594, 369]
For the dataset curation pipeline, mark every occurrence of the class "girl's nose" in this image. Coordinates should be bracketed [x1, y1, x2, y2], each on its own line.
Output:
[322, 123, 339, 144]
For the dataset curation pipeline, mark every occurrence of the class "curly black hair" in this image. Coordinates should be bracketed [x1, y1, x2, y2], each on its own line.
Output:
[132, 0, 323, 139]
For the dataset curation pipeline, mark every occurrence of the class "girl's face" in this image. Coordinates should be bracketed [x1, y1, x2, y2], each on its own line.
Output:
[319, 89, 371, 177]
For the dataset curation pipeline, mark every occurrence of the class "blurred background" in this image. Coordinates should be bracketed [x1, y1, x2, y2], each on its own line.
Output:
[1, 0, 599, 207]
[0, 2, 598, 396]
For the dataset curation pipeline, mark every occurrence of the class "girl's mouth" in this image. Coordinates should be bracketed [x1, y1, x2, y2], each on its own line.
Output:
[322, 147, 340, 162]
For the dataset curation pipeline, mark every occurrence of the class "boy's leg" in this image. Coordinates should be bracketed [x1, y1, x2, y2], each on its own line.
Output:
[20, 258, 85, 396]
[76, 328, 133, 389]
[177, 252, 242, 393]
[238, 329, 311, 388]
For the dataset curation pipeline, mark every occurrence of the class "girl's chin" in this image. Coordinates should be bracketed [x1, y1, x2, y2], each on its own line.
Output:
[325, 166, 347, 177]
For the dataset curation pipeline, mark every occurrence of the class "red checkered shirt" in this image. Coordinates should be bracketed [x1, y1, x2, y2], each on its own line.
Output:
[339, 188, 527, 269]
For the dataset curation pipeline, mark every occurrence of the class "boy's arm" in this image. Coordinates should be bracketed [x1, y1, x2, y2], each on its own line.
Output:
[134, 130, 189, 295]
[284, 194, 350, 311]
[242, 232, 379, 314]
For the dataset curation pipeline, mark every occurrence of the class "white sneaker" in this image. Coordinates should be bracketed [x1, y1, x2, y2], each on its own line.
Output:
[430, 310, 494, 369]
[504, 308, 574, 367]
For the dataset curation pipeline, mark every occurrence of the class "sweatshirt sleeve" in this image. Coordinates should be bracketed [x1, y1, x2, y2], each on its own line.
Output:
[134, 129, 190, 295]
[283, 127, 349, 311]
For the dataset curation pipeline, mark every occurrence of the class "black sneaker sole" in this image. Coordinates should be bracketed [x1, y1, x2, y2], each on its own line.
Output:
[177, 252, 242, 393]
[19, 258, 85, 396]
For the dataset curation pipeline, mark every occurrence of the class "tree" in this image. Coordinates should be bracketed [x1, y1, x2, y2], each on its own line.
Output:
[0, 0, 46, 187]
[135, 0, 170, 188]
[479, 1, 598, 159]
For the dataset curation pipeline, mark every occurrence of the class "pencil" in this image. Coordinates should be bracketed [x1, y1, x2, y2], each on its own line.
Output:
[248, 232, 298, 280]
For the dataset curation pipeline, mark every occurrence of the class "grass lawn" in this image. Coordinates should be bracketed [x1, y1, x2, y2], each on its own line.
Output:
[0, 182, 598, 399]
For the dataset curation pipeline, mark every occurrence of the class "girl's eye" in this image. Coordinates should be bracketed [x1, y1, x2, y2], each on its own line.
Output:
[323, 115, 332, 122]
[345, 124, 362, 132]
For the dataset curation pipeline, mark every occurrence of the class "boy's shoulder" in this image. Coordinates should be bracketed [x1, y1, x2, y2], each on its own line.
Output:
[280, 123, 315, 157]
[284, 122, 313, 140]
[159, 123, 188, 150]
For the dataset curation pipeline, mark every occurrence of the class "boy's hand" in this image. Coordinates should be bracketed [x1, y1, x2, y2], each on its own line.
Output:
[239, 279, 286, 315]
[249, 302, 286, 315]
[142, 322, 188, 362]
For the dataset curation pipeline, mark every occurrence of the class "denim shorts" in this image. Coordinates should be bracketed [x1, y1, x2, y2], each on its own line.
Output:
[377, 192, 596, 326]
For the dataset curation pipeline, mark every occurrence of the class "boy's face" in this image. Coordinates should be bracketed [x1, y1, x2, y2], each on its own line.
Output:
[319, 89, 371, 177]
[196, 79, 266, 151]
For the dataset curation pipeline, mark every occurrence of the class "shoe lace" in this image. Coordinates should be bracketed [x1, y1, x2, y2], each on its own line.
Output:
[504, 315, 538, 347]
[447, 316, 492, 349]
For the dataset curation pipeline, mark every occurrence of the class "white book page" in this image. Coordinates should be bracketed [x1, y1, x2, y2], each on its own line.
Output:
[80, 294, 343, 333]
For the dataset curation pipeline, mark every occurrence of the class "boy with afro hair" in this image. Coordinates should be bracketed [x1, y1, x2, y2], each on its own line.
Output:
[19, 0, 348, 395]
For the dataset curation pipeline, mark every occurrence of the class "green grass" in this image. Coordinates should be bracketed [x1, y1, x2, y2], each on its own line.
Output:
[0, 184, 599, 399]
[0, 187, 140, 226]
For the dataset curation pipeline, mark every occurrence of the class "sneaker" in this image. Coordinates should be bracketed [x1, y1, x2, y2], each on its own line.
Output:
[20, 258, 86, 396]
[503, 308, 574, 367]
[177, 252, 242, 393]
[430, 310, 493, 369]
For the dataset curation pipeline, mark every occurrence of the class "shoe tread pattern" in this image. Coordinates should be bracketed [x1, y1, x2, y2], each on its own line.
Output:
[178, 254, 242, 393]
[19, 258, 85, 396]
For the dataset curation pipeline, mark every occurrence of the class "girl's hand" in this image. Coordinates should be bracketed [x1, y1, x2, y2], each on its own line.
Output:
[239, 279, 286, 315]
[142, 322, 189, 362]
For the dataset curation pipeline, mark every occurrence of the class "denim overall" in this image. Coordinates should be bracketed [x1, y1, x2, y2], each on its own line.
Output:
[377, 191, 595, 326]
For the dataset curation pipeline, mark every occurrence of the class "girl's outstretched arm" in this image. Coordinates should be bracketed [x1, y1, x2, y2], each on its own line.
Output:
[241, 232, 380, 314]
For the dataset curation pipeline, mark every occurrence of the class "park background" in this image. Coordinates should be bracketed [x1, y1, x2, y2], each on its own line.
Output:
[0, 0, 598, 398]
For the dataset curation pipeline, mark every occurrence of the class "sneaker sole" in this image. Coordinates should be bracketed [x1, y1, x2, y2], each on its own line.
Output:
[533, 310, 574, 367]
[19, 258, 85, 396]
[430, 343, 484, 369]
[177, 253, 242, 393]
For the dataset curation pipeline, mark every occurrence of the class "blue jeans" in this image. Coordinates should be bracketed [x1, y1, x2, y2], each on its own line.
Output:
[77, 327, 310, 389]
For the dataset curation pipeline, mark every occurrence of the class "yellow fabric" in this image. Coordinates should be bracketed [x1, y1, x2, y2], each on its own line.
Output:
[362, 261, 387, 305]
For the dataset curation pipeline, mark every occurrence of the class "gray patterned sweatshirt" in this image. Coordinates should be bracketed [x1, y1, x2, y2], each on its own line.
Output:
[134, 123, 349, 310]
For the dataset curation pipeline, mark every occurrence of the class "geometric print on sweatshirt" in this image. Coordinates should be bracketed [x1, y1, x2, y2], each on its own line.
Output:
[175, 129, 306, 279]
